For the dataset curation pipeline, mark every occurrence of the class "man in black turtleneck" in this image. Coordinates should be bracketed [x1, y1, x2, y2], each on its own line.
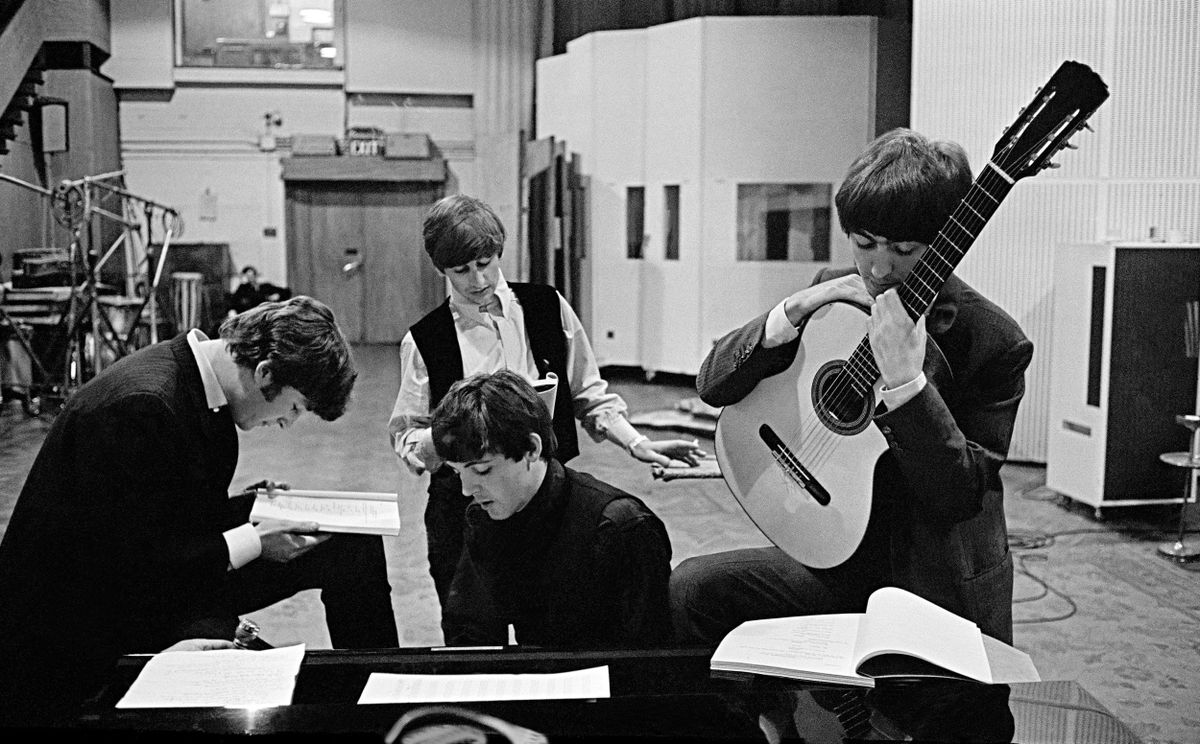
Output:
[430, 369, 673, 648]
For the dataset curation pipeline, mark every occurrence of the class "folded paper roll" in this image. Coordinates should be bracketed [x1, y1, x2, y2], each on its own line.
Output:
[532, 372, 558, 416]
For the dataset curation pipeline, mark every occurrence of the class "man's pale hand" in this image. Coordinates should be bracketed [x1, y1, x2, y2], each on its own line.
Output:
[255, 519, 331, 563]
[400, 429, 443, 476]
[243, 479, 290, 496]
[783, 273, 873, 326]
[868, 289, 926, 389]
[631, 438, 707, 467]
[162, 639, 238, 652]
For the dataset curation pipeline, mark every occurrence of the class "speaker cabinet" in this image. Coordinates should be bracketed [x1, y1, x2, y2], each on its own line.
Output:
[1047, 242, 1200, 515]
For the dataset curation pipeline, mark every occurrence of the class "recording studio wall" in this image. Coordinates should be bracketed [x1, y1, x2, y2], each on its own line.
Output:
[912, 0, 1200, 462]
[107, 0, 534, 293]
[0, 0, 120, 274]
[535, 16, 877, 375]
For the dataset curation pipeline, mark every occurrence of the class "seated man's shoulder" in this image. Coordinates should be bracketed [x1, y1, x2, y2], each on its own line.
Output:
[599, 496, 660, 526]
[564, 466, 634, 500]
[563, 468, 662, 527]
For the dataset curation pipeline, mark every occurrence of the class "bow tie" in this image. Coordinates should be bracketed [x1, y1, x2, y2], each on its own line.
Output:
[478, 296, 503, 317]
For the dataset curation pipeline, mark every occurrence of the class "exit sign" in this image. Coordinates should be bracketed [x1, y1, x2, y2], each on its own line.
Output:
[347, 138, 382, 157]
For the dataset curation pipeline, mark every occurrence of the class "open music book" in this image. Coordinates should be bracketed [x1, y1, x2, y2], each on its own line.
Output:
[249, 489, 400, 536]
[710, 587, 1039, 688]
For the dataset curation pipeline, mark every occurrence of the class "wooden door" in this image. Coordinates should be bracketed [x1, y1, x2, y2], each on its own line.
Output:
[286, 185, 366, 341]
[285, 182, 445, 343]
[360, 184, 444, 343]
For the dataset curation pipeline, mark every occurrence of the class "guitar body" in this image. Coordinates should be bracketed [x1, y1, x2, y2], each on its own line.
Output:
[715, 301, 950, 569]
[715, 301, 882, 569]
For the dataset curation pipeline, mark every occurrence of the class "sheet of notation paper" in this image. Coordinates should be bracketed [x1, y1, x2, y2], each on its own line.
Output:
[116, 644, 306, 709]
[357, 665, 611, 704]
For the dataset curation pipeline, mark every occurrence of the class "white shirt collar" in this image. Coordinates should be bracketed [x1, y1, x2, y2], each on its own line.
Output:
[186, 329, 228, 412]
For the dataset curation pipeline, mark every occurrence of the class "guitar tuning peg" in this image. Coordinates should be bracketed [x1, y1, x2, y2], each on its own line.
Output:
[1083, 122, 1094, 132]
[1043, 161, 1062, 170]
[1064, 141, 1079, 150]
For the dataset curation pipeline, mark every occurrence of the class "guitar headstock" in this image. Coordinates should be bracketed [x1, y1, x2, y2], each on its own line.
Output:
[991, 61, 1109, 181]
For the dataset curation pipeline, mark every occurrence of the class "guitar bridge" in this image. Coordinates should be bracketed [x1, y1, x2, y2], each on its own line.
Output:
[758, 424, 831, 506]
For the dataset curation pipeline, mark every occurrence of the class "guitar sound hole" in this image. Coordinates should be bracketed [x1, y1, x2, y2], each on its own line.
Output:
[812, 360, 873, 435]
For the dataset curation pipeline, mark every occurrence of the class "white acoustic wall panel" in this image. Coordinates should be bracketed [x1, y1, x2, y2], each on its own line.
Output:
[914, 0, 1200, 462]
[580, 29, 647, 368]
[641, 20, 704, 374]
[1106, 183, 1200, 247]
[697, 18, 873, 371]
[533, 55, 570, 148]
[1107, 1, 1200, 179]
[537, 17, 876, 375]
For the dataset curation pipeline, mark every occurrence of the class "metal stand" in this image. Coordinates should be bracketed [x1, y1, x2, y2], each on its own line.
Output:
[0, 301, 61, 415]
[1, 170, 183, 406]
[1157, 414, 1200, 563]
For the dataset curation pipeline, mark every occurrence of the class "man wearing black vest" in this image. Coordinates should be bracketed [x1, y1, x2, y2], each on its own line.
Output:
[388, 194, 702, 639]
[430, 370, 673, 647]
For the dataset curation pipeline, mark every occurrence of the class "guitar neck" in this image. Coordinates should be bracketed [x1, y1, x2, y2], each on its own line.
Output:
[844, 163, 1016, 392]
[897, 163, 1016, 318]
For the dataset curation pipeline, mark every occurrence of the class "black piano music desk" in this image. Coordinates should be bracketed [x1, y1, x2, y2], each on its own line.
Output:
[48, 646, 1143, 743]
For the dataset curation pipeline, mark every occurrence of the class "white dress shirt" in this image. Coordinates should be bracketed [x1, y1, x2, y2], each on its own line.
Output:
[388, 271, 639, 468]
[187, 329, 261, 569]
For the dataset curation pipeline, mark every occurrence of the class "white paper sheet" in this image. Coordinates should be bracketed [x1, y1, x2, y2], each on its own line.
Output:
[357, 665, 611, 704]
[250, 490, 400, 535]
[116, 644, 306, 709]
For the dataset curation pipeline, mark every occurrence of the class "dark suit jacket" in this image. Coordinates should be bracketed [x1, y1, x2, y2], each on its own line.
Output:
[0, 334, 241, 722]
[697, 268, 1033, 643]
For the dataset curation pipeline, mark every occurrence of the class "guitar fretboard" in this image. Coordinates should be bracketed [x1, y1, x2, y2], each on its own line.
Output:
[842, 164, 1016, 394]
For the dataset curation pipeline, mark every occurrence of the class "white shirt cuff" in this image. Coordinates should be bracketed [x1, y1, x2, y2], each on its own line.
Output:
[605, 415, 642, 451]
[880, 371, 927, 410]
[224, 522, 262, 570]
[763, 299, 801, 349]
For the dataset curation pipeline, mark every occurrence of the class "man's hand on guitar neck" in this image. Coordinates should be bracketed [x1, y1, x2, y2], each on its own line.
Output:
[868, 288, 927, 406]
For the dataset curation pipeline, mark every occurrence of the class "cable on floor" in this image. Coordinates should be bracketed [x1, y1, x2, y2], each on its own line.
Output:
[1012, 553, 1078, 624]
[1005, 481, 1194, 623]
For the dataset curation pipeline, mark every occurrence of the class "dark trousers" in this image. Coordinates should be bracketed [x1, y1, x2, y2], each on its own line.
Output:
[180, 495, 400, 649]
[668, 546, 883, 646]
[425, 467, 473, 639]
[0, 499, 399, 728]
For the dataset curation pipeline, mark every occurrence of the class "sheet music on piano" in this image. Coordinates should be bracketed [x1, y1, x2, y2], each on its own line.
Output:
[116, 644, 306, 709]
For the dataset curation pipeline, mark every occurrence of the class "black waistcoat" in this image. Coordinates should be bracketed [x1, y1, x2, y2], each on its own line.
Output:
[409, 282, 579, 462]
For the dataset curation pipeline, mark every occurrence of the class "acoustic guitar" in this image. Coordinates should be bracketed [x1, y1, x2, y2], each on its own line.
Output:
[715, 60, 1110, 569]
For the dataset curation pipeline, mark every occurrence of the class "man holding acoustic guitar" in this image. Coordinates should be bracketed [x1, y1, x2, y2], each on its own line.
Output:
[670, 128, 1035, 646]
